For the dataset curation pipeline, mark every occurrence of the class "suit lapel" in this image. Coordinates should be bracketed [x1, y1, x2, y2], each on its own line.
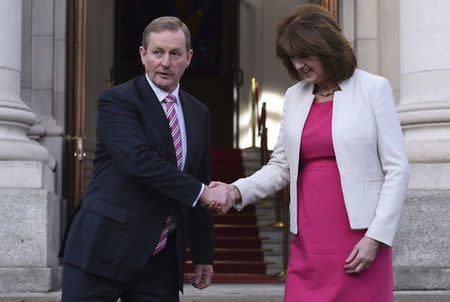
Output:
[179, 90, 195, 172]
[136, 75, 176, 163]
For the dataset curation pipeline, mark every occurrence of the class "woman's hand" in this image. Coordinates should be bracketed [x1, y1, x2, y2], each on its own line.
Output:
[344, 236, 381, 274]
[208, 181, 242, 202]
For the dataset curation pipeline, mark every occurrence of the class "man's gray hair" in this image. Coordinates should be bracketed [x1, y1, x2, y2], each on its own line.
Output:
[142, 16, 191, 51]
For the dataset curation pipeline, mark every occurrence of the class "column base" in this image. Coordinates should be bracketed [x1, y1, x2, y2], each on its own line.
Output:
[0, 161, 54, 192]
[393, 190, 450, 290]
[409, 163, 450, 190]
[0, 167, 61, 293]
[0, 187, 60, 265]
[0, 267, 62, 293]
[394, 266, 450, 290]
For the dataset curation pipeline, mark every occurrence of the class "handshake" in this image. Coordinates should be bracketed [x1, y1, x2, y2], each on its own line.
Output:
[199, 182, 242, 215]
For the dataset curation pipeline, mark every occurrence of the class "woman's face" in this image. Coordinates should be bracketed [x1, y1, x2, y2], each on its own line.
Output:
[290, 55, 328, 87]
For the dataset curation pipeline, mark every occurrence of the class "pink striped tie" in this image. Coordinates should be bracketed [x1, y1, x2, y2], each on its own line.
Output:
[153, 94, 182, 255]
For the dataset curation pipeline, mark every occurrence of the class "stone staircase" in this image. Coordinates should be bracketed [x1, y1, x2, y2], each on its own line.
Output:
[241, 148, 289, 276]
[185, 204, 274, 281]
[184, 147, 283, 282]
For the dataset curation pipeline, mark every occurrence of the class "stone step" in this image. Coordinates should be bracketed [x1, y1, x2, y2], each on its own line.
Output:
[260, 233, 283, 244]
[256, 218, 277, 225]
[255, 209, 283, 219]
[214, 236, 261, 249]
[244, 166, 262, 175]
[185, 261, 266, 274]
[259, 225, 283, 233]
[186, 248, 265, 261]
[3, 290, 450, 302]
[214, 224, 260, 237]
[240, 151, 290, 278]
[256, 202, 281, 210]
[241, 148, 261, 160]
[263, 244, 286, 256]
[266, 265, 285, 275]
[264, 255, 283, 266]
[184, 273, 284, 283]
[215, 215, 257, 225]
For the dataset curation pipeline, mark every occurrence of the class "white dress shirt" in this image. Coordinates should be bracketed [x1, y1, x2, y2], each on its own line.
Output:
[145, 74, 204, 206]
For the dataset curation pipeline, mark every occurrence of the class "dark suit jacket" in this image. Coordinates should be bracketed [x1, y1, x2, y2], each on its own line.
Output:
[61, 75, 214, 290]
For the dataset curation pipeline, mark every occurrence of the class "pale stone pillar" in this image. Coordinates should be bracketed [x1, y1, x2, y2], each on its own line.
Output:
[0, 0, 60, 292]
[398, 0, 450, 190]
[354, 0, 379, 75]
[0, 0, 50, 164]
[394, 0, 450, 290]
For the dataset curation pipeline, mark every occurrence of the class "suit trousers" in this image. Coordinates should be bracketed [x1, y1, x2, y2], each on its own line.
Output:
[61, 233, 179, 302]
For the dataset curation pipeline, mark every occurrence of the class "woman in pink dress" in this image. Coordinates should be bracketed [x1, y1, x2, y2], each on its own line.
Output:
[210, 4, 410, 302]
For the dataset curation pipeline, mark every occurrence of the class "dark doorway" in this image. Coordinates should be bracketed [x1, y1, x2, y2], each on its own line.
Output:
[65, 1, 239, 213]
[114, 0, 238, 147]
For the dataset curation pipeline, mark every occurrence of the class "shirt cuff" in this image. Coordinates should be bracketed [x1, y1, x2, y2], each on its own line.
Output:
[192, 183, 205, 207]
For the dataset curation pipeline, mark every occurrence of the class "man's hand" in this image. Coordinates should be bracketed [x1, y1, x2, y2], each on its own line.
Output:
[199, 184, 234, 215]
[190, 264, 213, 289]
[344, 236, 381, 274]
[204, 181, 241, 214]
[209, 181, 242, 202]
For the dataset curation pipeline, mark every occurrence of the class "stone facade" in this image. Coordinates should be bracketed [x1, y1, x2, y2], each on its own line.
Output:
[0, 0, 65, 292]
[394, 191, 450, 289]
[0, 0, 448, 294]
[340, 0, 450, 290]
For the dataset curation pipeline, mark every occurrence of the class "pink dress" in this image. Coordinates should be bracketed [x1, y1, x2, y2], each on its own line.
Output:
[284, 100, 393, 302]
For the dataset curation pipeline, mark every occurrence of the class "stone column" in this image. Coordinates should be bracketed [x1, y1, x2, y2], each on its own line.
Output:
[398, 0, 450, 190]
[0, 1, 50, 163]
[354, 0, 380, 75]
[394, 0, 450, 290]
[0, 0, 60, 292]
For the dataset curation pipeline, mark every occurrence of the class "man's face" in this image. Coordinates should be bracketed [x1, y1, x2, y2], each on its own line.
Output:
[139, 29, 193, 93]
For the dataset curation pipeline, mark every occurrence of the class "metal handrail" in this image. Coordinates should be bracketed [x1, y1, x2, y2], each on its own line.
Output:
[251, 78, 259, 148]
[252, 78, 289, 278]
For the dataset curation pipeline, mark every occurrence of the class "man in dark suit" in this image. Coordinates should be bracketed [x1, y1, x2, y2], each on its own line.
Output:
[60, 16, 234, 302]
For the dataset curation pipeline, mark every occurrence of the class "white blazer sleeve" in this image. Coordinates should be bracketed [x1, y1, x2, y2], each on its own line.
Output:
[233, 91, 292, 210]
[365, 79, 410, 246]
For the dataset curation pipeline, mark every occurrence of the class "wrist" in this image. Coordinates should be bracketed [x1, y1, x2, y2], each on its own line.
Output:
[364, 236, 381, 248]
[199, 186, 210, 203]
[230, 185, 242, 200]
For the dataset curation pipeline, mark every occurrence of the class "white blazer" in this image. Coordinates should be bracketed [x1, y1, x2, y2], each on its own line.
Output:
[234, 69, 410, 246]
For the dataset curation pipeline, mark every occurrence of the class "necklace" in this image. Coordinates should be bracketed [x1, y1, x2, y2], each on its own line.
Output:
[316, 86, 339, 97]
